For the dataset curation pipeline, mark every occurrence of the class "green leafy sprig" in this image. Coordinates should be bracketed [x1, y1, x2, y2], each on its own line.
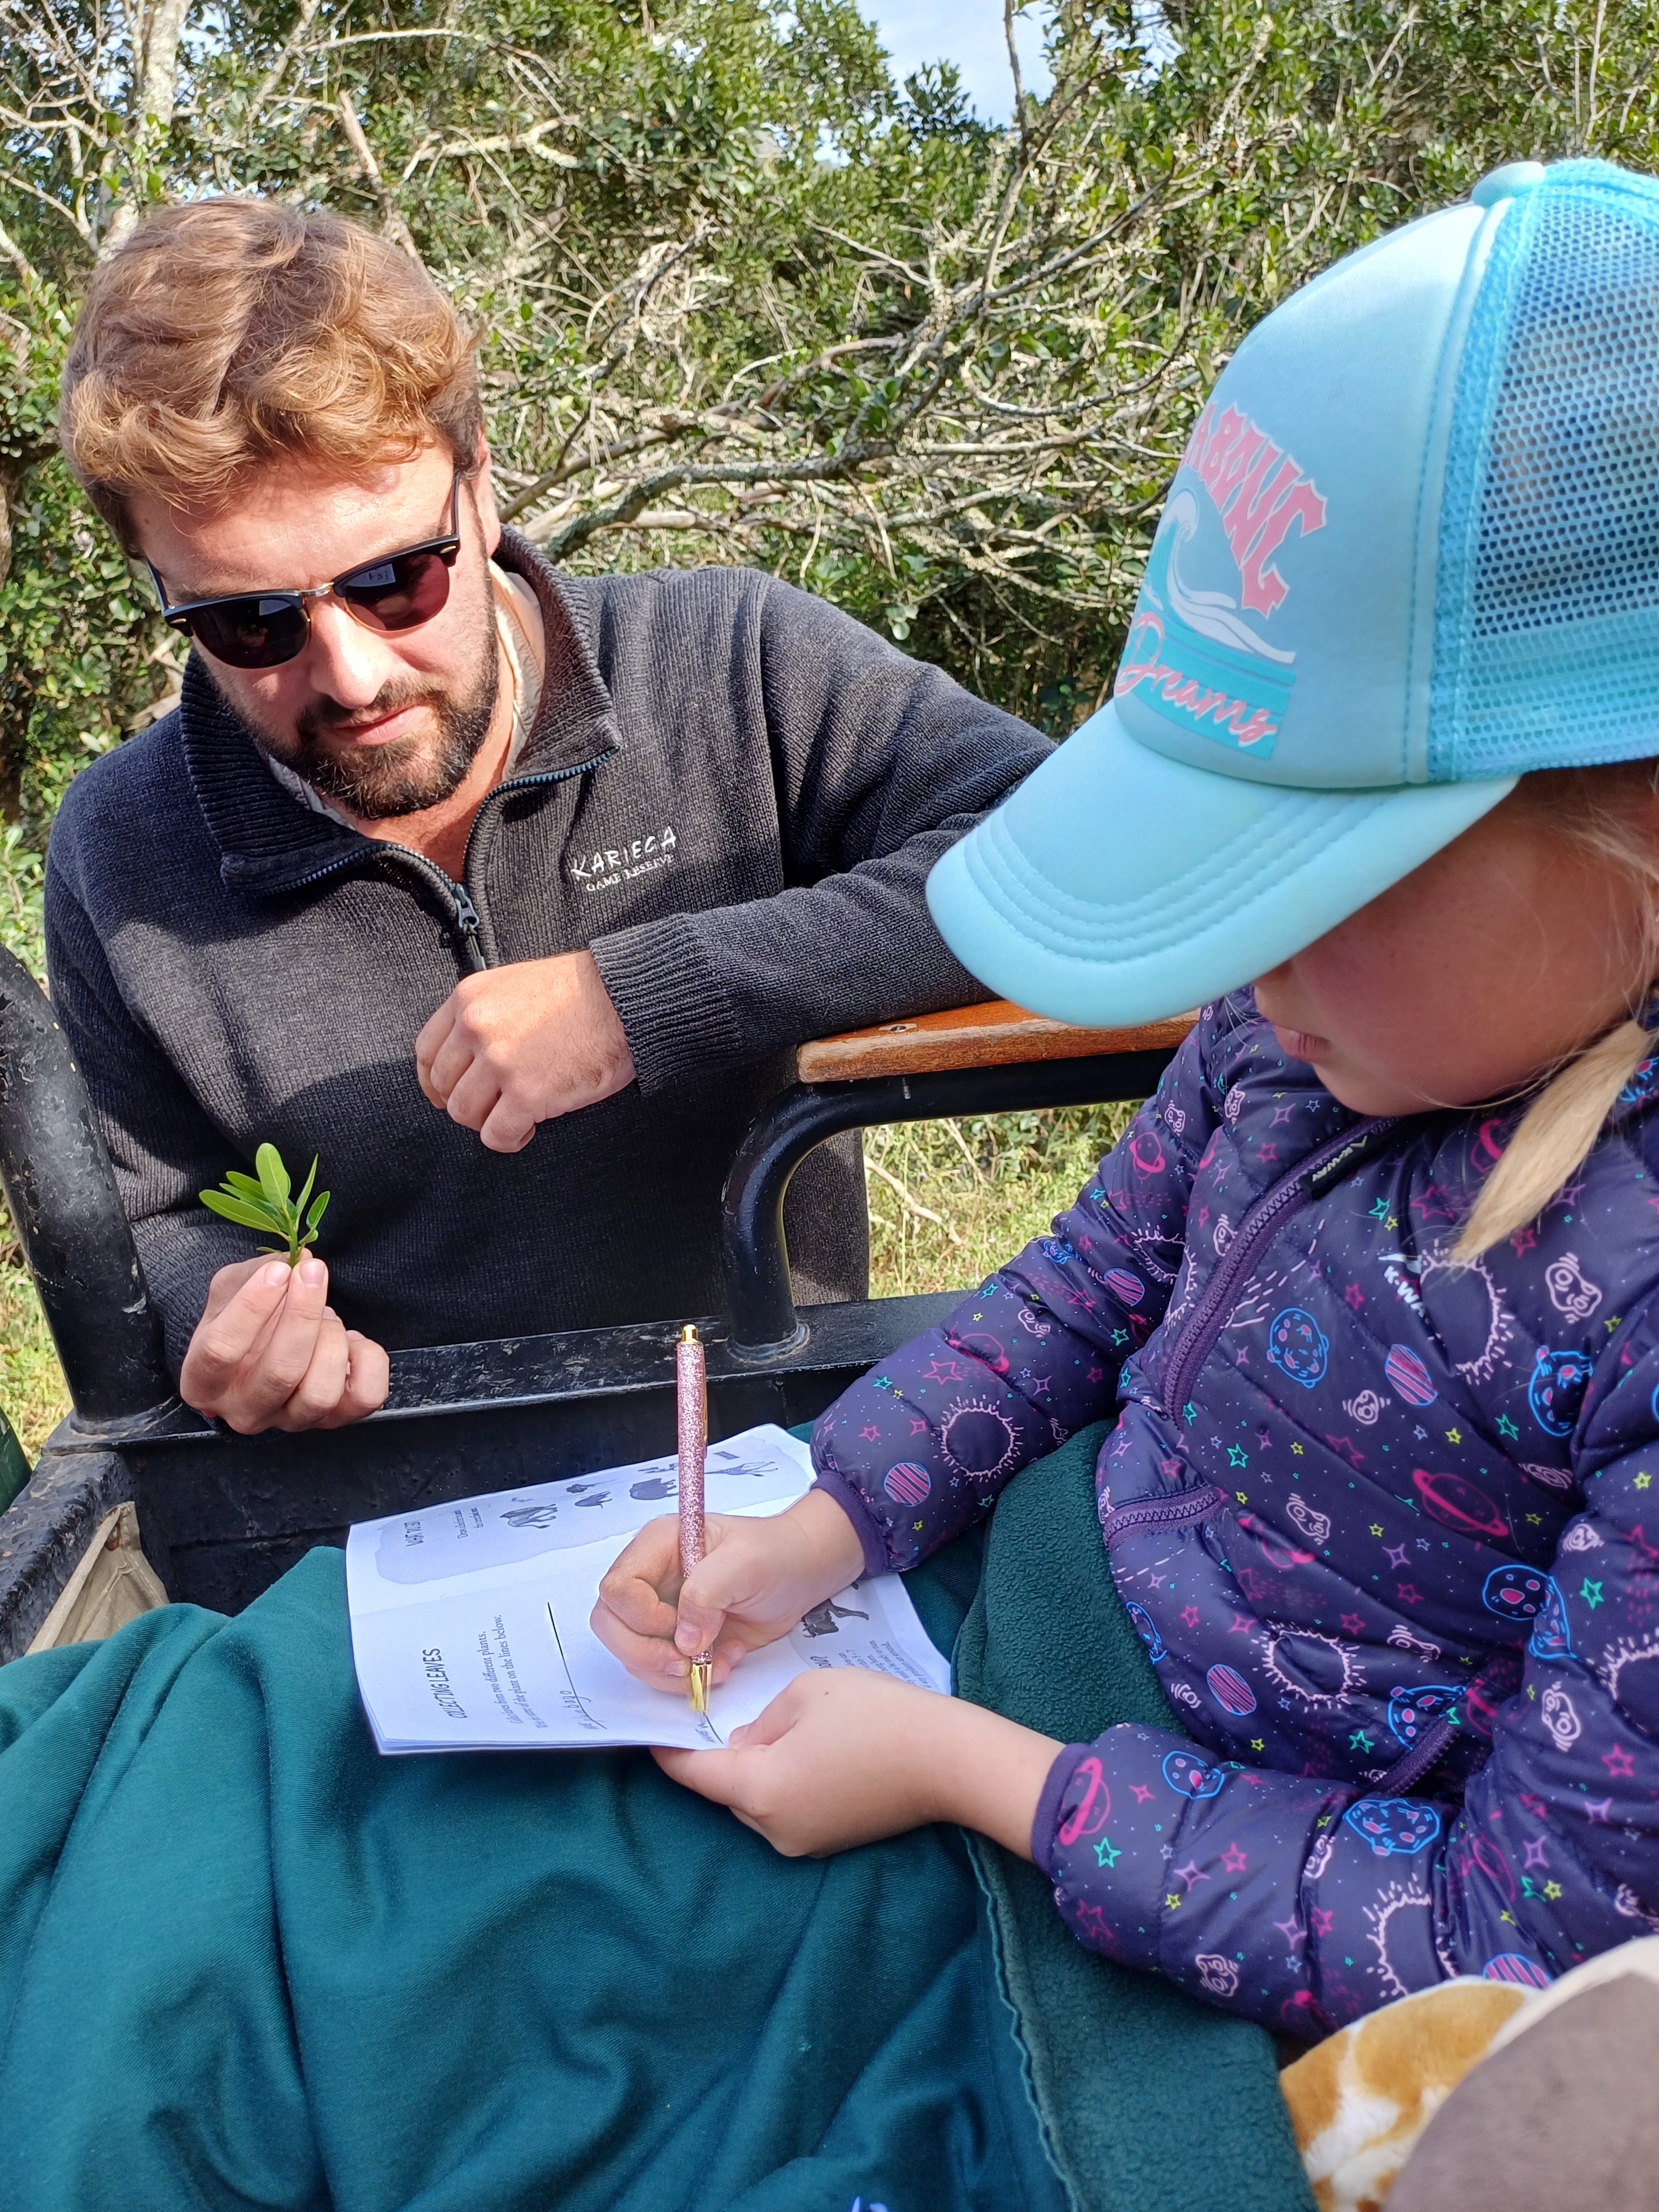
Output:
[200, 1144, 330, 1267]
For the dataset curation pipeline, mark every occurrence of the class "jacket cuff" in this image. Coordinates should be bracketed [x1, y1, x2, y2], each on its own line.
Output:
[810, 1469, 893, 1580]
[1040, 1725, 1198, 1972]
[1032, 1744, 1090, 1876]
[588, 914, 747, 1094]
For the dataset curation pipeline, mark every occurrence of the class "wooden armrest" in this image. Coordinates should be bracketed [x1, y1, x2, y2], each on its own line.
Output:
[796, 999, 1197, 1084]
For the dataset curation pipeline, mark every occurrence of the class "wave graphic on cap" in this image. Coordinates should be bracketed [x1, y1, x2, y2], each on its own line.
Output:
[1159, 488, 1297, 668]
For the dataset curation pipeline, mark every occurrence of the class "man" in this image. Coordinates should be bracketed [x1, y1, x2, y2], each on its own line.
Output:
[48, 199, 1052, 1434]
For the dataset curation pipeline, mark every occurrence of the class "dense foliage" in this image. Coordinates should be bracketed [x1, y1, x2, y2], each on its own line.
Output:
[5, 0, 1659, 842]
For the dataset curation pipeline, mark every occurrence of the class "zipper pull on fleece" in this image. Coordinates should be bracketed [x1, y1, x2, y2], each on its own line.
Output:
[450, 884, 486, 974]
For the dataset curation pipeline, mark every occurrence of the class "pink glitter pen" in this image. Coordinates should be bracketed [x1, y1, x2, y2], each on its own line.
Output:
[676, 1324, 713, 1713]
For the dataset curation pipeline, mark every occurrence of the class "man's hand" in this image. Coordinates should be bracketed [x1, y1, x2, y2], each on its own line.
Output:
[415, 950, 637, 1152]
[653, 1670, 1061, 1859]
[592, 1488, 868, 1692]
[180, 1255, 390, 1434]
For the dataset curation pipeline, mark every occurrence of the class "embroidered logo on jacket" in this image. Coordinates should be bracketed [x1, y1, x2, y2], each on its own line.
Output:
[570, 825, 677, 891]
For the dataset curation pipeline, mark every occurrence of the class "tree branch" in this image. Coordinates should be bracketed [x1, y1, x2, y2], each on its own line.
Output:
[0, 213, 41, 288]
[103, 0, 192, 252]
[335, 90, 421, 261]
[249, 0, 325, 122]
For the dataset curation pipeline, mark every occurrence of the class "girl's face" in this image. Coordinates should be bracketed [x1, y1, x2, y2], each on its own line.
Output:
[1253, 787, 1659, 1116]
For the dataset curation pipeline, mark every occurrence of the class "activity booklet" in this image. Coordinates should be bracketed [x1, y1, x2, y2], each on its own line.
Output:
[346, 1422, 952, 1752]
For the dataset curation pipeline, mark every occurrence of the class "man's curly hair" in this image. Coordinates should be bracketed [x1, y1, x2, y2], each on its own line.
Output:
[60, 199, 483, 550]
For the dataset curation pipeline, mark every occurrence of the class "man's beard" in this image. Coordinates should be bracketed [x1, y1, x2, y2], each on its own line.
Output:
[231, 612, 499, 821]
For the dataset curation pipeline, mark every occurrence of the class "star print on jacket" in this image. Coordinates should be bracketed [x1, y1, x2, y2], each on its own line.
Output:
[811, 992, 1659, 2038]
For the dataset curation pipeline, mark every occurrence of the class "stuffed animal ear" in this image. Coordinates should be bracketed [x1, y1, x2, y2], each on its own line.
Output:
[1390, 1937, 1659, 2212]
[1287, 1937, 1659, 2212]
[1281, 1976, 1531, 2211]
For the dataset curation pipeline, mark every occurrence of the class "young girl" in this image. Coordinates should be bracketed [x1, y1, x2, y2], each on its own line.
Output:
[597, 155, 1659, 2038]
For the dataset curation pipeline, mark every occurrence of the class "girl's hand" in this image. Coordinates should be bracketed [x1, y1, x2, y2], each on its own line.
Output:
[591, 1488, 867, 1693]
[653, 1669, 1061, 1860]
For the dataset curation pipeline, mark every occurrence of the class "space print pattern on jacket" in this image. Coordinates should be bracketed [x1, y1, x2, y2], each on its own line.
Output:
[811, 994, 1659, 2037]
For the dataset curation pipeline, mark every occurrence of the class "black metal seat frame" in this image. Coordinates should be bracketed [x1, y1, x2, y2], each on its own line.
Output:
[0, 950, 1176, 1654]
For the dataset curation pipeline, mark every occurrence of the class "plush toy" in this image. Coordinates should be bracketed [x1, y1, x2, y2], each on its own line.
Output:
[1282, 1935, 1659, 2211]
[1281, 1977, 1530, 2211]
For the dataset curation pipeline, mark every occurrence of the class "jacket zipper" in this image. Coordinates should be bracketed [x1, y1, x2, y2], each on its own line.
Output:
[284, 846, 487, 973]
[449, 752, 619, 960]
[1099, 1481, 1228, 1553]
[1100, 1477, 1490, 1795]
[1376, 1717, 1455, 1796]
[1119, 1106, 1498, 1806]
[1374, 1651, 1515, 1796]
[280, 747, 614, 980]
[1159, 1114, 1399, 1424]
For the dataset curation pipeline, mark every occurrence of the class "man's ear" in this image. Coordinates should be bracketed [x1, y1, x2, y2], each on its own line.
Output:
[469, 431, 503, 558]
[122, 491, 167, 589]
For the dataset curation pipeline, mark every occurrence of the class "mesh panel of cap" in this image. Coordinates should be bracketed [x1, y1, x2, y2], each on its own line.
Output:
[1430, 160, 1659, 780]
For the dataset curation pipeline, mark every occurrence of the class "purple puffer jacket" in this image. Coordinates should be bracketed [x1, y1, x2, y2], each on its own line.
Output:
[812, 993, 1659, 2038]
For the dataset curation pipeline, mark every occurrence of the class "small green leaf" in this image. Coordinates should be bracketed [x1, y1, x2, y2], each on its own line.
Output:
[204, 1182, 280, 1220]
[201, 1190, 289, 1233]
[204, 1143, 327, 1260]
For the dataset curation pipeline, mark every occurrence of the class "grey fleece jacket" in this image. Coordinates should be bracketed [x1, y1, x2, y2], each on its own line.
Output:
[45, 536, 1053, 1371]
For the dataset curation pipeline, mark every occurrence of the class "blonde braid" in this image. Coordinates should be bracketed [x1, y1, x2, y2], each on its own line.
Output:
[1452, 1015, 1655, 1260]
[1452, 759, 1659, 1262]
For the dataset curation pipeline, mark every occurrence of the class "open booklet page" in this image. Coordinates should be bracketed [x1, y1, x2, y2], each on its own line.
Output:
[346, 1423, 952, 1752]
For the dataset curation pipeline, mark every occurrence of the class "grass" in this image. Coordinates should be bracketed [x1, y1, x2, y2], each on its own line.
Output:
[0, 1102, 1144, 1472]
[0, 832, 66, 1459]
[864, 1102, 1139, 1300]
[0, 1244, 71, 1457]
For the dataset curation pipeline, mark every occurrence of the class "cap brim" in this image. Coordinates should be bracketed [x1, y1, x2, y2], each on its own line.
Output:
[927, 703, 1517, 1027]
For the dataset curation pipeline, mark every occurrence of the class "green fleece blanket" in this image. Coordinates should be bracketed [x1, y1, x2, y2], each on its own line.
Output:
[0, 1424, 1311, 2212]
[950, 1419, 1313, 2212]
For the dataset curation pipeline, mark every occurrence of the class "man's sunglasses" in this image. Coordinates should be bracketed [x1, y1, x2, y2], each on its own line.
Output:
[148, 471, 463, 671]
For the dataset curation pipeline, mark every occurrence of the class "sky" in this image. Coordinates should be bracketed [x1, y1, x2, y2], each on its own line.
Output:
[857, 0, 1053, 122]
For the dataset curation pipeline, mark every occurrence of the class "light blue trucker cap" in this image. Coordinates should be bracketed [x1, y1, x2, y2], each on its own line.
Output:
[928, 158, 1659, 1026]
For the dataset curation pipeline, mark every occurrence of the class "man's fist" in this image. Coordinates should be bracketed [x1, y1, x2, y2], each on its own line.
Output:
[415, 950, 637, 1152]
[180, 1255, 390, 1434]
